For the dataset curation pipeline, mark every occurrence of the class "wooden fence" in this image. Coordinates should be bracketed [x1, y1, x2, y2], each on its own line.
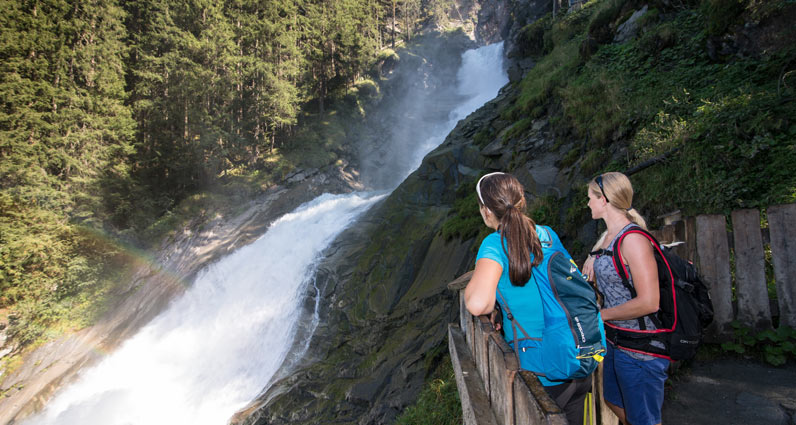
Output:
[446, 202, 796, 424]
[648, 203, 796, 336]
[448, 272, 569, 425]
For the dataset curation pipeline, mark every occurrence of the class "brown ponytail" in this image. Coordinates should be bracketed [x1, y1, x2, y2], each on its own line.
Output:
[477, 173, 543, 286]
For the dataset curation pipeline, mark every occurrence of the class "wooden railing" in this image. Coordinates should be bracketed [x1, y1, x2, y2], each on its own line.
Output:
[448, 272, 570, 425]
[446, 202, 796, 424]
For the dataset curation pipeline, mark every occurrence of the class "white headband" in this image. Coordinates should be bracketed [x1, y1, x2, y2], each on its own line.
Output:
[476, 172, 505, 205]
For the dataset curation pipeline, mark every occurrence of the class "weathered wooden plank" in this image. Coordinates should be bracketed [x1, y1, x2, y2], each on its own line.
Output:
[650, 228, 663, 242]
[448, 324, 500, 425]
[684, 216, 698, 263]
[448, 270, 474, 291]
[658, 223, 676, 244]
[513, 371, 567, 425]
[466, 304, 476, 355]
[488, 333, 518, 425]
[669, 220, 688, 259]
[696, 214, 734, 339]
[459, 291, 468, 341]
[731, 209, 772, 330]
[474, 316, 492, 397]
[768, 203, 796, 328]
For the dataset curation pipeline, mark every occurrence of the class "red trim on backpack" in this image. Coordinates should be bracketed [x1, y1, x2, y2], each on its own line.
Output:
[613, 344, 673, 361]
[609, 228, 678, 334]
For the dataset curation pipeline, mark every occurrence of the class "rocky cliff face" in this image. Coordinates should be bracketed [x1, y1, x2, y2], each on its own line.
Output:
[476, 0, 552, 81]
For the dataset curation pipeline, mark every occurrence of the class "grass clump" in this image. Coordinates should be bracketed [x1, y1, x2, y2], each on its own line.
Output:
[439, 181, 487, 242]
[395, 353, 462, 425]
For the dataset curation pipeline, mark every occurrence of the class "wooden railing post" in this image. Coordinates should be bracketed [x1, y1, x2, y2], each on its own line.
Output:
[768, 203, 796, 328]
[474, 316, 493, 397]
[514, 371, 567, 425]
[731, 209, 772, 330]
[695, 214, 734, 339]
[448, 323, 499, 425]
[488, 334, 519, 425]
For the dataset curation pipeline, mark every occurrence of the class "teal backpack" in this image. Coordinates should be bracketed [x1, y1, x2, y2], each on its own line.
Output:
[496, 225, 606, 382]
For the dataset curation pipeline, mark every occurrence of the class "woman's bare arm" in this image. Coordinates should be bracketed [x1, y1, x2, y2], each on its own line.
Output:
[464, 258, 503, 316]
[600, 233, 660, 321]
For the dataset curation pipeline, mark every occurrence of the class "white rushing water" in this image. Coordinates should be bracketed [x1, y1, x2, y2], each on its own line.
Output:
[409, 42, 508, 171]
[25, 42, 506, 425]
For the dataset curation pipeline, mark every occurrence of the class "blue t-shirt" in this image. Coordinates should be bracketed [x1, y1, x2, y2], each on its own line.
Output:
[475, 231, 544, 343]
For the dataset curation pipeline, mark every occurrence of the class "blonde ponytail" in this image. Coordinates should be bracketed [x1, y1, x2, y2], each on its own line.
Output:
[625, 208, 648, 230]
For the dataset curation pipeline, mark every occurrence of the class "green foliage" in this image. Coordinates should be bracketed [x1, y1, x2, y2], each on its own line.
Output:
[439, 182, 485, 242]
[560, 69, 627, 145]
[503, 117, 534, 141]
[721, 322, 796, 366]
[473, 128, 493, 147]
[514, 39, 583, 119]
[701, 0, 747, 35]
[587, 0, 626, 44]
[517, 13, 553, 57]
[0, 0, 137, 345]
[581, 148, 606, 175]
[395, 354, 462, 425]
[529, 195, 561, 228]
[559, 145, 581, 168]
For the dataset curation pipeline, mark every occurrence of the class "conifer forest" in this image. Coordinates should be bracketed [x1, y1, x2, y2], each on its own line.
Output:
[1, 0, 439, 347]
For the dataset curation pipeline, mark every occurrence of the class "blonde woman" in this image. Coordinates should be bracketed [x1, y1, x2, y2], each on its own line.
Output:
[582, 172, 668, 425]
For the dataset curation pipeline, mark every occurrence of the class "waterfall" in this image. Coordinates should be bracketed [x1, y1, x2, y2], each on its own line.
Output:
[24, 42, 507, 425]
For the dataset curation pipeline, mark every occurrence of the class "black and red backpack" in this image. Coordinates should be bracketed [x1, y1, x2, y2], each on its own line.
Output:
[592, 226, 714, 361]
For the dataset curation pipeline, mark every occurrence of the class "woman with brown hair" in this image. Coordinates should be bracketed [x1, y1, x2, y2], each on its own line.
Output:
[582, 171, 668, 425]
[464, 172, 592, 425]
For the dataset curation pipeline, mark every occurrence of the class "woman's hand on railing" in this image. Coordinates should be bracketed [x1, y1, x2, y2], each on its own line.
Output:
[489, 308, 502, 332]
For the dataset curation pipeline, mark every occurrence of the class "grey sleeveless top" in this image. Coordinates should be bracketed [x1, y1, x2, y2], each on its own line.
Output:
[594, 223, 664, 360]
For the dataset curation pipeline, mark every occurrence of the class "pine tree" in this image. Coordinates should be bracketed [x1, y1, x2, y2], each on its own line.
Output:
[0, 0, 135, 339]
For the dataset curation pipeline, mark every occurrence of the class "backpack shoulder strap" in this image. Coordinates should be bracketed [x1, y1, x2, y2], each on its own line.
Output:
[495, 288, 532, 340]
[611, 226, 656, 330]
[611, 227, 676, 331]
[535, 225, 553, 248]
[611, 226, 666, 288]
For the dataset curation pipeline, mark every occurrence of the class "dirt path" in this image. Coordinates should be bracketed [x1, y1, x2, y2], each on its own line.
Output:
[662, 359, 796, 425]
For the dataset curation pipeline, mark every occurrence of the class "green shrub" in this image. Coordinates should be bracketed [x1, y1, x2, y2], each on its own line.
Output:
[473, 128, 493, 147]
[395, 354, 462, 425]
[558, 145, 581, 168]
[504, 117, 534, 141]
[439, 181, 483, 241]
[529, 195, 561, 228]
[701, 0, 747, 35]
[721, 322, 796, 366]
[587, 0, 626, 44]
[518, 14, 553, 57]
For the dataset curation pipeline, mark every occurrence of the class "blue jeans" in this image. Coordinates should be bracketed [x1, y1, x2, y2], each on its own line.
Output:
[603, 344, 669, 425]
